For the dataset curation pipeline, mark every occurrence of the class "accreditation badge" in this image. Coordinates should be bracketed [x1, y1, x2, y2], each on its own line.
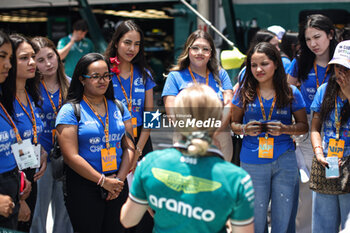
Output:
[32, 144, 41, 168]
[101, 147, 117, 172]
[11, 139, 39, 170]
[327, 138, 344, 158]
[258, 137, 274, 159]
[132, 117, 137, 137]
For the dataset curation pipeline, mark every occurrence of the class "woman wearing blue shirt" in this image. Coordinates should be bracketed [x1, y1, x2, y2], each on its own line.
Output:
[287, 14, 337, 232]
[30, 37, 73, 233]
[2, 34, 46, 231]
[105, 20, 155, 168]
[56, 53, 135, 233]
[231, 42, 308, 233]
[310, 40, 350, 233]
[0, 31, 21, 230]
[162, 29, 233, 162]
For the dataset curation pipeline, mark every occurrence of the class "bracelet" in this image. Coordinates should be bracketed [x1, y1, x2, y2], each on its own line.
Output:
[313, 145, 322, 152]
[136, 146, 143, 156]
[97, 174, 105, 186]
[241, 124, 246, 136]
[100, 175, 106, 187]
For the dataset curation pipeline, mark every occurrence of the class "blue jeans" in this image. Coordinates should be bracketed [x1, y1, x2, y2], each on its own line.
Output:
[312, 192, 350, 233]
[30, 162, 73, 233]
[241, 149, 299, 233]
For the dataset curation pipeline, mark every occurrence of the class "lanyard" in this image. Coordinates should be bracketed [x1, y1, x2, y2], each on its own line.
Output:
[116, 64, 133, 113]
[16, 92, 38, 144]
[188, 66, 209, 85]
[313, 61, 329, 89]
[83, 96, 110, 149]
[0, 103, 22, 143]
[335, 97, 342, 140]
[41, 80, 62, 116]
[257, 88, 276, 138]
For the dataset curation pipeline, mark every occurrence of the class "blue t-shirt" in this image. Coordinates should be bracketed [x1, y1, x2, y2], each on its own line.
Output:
[311, 83, 350, 157]
[232, 85, 306, 164]
[0, 106, 18, 173]
[130, 148, 254, 233]
[38, 83, 64, 154]
[162, 68, 233, 101]
[288, 59, 331, 114]
[13, 95, 44, 144]
[112, 66, 155, 127]
[55, 99, 131, 173]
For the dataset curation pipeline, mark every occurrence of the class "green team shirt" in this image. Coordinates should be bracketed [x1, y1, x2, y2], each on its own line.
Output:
[57, 34, 94, 77]
[130, 147, 255, 233]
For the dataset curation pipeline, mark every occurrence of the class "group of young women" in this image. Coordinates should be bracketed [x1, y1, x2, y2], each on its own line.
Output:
[1, 12, 350, 233]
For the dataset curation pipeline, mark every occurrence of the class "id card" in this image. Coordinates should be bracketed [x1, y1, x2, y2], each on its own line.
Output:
[11, 139, 38, 170]
[325, 156, 339, 179]
[258, 137, 274, 159]
[101, 147, 117, 172]
[132, 117, 137, 137]
[327, 138, 344, 158]
[32, 144, 41, 168]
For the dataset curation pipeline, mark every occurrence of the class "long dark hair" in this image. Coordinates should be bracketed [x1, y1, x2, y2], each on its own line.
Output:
[66, 53, 114, 104]
[0, 31, 12, 102]
[297, 14, 337, 82]
[104, 20, 152, 83]
[239, 42, 293, 109]
[169, 29, 221, 86]
[31, 36, 69, 100]
[280, 31, 299, 60]
[2, 34, 41, 116]
[249, 29, 277, 49]
[320, 72, 350, 126]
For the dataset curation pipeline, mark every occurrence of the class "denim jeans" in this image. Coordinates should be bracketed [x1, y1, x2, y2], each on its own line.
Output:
[30, 162, 73, 233]
[312, 192, 350, 233]
[241, 149, 299, 233]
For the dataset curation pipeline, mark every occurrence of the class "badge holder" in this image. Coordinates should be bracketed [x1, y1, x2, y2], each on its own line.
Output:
[101, 147, 117, 172]
[11, 139, 39, 170]
[132, 117, 137, 137]
[258, 135, 274, 159]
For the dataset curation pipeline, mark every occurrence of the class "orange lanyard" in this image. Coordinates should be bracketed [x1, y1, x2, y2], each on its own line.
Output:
[83, 96, 110, 149]
[16, 91, 38, 144]
[41, 80, 62, 116]
[0, 103, 22, 143]
[188, 66, 209, 85]
[257, 88, 276, 138]
[313, 62, 329, 89]
[116, 64, 133, 113]
[335, 97, 342, 140]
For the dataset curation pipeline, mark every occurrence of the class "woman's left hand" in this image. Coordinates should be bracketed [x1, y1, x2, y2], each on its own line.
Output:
[34, 148, 48, 182]
[266, 121, 286, 136]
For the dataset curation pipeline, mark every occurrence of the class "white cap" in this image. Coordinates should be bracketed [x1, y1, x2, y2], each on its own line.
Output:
[328, 40, 350, 69]
[267, 25, 286, 40]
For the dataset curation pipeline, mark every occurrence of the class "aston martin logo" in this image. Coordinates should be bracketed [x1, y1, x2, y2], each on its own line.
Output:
[152, 168, 222, 194]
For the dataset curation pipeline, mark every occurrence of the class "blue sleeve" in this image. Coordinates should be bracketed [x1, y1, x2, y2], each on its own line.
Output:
[310, 83, 327, 113]
[55, 103, 78, 126]
[121, 102, 132, 121]
[288, 59, 298, 78]
[219, 68, 233, 90]
[145, 75, 156, 91]
[232, 90, 243, 108]
[161, 72, 180, 97]
[291, 85, 306, 112]
[282, 57, 291, 74]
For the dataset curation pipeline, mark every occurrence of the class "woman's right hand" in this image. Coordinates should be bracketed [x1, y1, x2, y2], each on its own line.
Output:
[244, 121, 262, 136]
[0, 194, 15, 218]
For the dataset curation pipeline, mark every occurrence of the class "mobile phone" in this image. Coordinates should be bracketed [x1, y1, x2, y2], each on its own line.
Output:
[325, 157, 339, 179]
